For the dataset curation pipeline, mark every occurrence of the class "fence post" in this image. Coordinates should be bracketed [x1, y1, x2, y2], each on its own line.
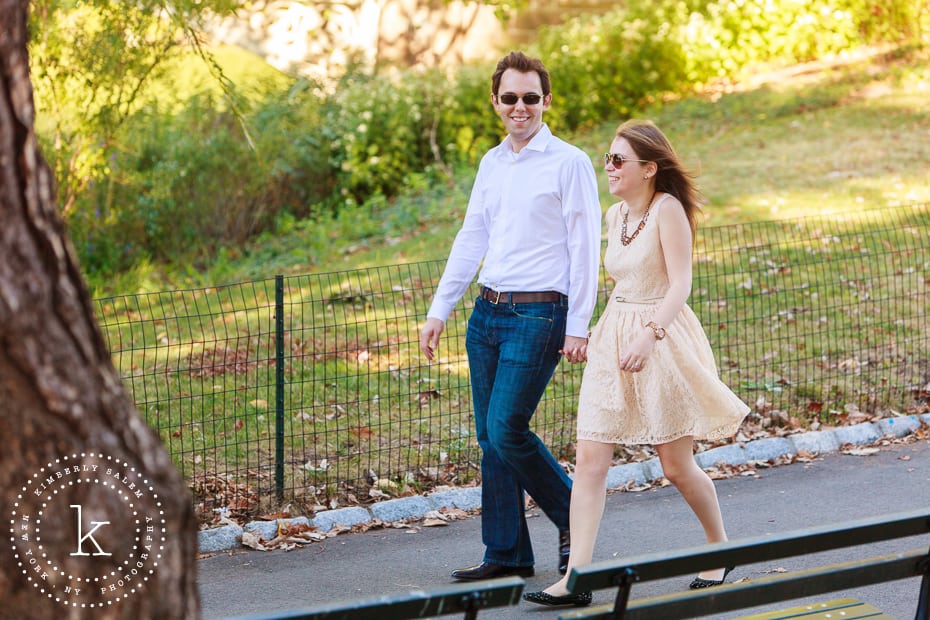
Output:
[275, 275, 285, 503]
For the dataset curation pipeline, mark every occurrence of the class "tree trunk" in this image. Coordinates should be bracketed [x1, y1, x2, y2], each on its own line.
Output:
[0, 2, 200, 618]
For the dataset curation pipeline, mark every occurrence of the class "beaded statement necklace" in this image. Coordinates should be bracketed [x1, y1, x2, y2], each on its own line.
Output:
[620, 191, 658, 246]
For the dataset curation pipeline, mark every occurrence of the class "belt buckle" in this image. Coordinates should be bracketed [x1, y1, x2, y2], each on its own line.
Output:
[493, 290, 502, 304]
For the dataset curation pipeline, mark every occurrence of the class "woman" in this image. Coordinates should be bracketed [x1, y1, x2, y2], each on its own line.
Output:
[524, 119, 749, 607]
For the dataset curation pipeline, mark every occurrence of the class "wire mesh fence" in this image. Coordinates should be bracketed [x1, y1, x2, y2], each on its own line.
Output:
[93, 203, 929, 519]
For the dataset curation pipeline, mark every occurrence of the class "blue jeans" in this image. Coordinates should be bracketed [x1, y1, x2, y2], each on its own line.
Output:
[466, 295, 573, 567]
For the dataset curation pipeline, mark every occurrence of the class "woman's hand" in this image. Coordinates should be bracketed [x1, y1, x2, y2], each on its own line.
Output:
[620, 328, 656, 372]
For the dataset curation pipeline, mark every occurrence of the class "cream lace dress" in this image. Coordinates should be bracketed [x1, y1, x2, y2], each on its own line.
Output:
[577, 195, 749, 445]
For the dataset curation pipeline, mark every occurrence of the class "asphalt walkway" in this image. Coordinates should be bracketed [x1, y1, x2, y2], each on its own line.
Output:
[199, 437, 930, 620]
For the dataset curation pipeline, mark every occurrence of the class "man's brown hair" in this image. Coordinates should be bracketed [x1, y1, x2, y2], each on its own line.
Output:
[491, 51, 551, 96]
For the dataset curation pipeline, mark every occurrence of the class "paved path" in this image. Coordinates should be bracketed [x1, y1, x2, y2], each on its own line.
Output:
[200, 439, 930, 620]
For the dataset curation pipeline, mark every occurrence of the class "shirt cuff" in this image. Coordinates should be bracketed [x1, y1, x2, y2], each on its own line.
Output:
[427, 299, 456, 324]
[565, 316, 590, 339]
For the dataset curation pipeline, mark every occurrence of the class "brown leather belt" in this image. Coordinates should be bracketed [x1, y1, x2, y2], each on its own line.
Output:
[480, 287, 565, 305]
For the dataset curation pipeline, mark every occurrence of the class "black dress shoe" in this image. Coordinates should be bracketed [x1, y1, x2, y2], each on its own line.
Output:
[558, 529, 571, 575]
[451, 562, 534, 581]
[689, 566, 734, 589]
[523, 590, 592, 607]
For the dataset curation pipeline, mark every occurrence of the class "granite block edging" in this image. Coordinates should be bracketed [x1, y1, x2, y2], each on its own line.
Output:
[198, 417, 928, 553]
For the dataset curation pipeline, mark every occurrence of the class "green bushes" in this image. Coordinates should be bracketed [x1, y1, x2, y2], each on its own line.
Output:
[68, 85, 334, 272]
[54, 0, 924, 281]
[533, 0, 877, 130]
[66, 63, 503, 276]
[319, 67, 498, 208]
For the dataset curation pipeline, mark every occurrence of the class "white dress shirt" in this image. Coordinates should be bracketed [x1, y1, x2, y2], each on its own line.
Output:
[427, 124, 601, 338]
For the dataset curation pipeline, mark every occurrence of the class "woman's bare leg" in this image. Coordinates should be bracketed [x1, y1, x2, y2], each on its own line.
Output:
[543, 439, 615, 595]
[656, 435, 728, 580]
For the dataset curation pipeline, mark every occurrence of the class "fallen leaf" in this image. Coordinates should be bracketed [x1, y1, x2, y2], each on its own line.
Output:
[376, 478, 399, 492]
[842, 447, 880, 456]
[418, 389, 441, 406]
[349, 426, 374, 439]
[439, 507, 468, 519]
[304, 459, 329, 472]
[241, 531, 267, 551]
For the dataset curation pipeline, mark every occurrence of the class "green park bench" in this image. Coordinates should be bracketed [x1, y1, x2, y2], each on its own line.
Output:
[558, 507, 930, 620]
[227, 576, 524, 620]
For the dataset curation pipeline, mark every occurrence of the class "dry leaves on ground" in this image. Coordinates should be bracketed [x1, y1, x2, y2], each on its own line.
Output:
[235, 507, 472, 551]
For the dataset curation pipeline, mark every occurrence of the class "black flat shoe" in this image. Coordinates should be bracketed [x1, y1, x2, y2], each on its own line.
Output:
[689, 566, 734, 589]
[451, 562, 534, 581]
[558, 529, 571, 575]
[523, 590, 592, 607]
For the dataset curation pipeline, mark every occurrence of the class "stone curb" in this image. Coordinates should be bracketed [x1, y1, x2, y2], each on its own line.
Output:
[198, 415, 930, 553]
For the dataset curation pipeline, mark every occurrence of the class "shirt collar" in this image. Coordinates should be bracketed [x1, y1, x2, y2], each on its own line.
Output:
[499, 123, 553, 155]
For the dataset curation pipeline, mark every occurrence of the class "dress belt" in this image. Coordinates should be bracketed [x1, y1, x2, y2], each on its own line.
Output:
[615, 295, 663, 304]
[480, 287, 565, 305]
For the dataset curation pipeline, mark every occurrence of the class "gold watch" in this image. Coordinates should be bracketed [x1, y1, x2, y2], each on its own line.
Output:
[646, 321, 666, 340]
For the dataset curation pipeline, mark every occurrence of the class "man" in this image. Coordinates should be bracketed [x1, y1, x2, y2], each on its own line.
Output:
[420, 51, 601, 580]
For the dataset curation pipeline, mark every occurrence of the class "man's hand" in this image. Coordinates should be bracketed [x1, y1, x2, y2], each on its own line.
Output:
[560, 335, 589, 364]
[420, 317, 445, 361]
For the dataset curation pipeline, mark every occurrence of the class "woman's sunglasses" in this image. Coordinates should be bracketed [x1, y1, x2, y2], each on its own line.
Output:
[496, 93, 543, 105]
[603, 153, 650, 168]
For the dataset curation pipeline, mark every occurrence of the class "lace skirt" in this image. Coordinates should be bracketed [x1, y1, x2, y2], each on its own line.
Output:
[576, 300, 748, 445]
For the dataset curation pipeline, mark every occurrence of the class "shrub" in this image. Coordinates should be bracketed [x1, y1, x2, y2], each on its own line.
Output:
[69, 83, 332, 273]
[319, 64, 500, 209]
[532, 0, 877, 133]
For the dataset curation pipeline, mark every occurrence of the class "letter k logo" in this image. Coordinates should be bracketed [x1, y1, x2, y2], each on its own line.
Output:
[70, 505, 112, 557]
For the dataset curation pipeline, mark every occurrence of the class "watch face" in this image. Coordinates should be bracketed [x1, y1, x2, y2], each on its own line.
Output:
[647, 321, 665, 339]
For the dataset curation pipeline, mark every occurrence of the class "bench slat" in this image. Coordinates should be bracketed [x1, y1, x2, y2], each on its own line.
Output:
[559, 600, 895, 620]
[559, 550, 925, 620]
[733, 597, 893, 619]
[229, 576, 525, 620]
[567, 508, 930, 593]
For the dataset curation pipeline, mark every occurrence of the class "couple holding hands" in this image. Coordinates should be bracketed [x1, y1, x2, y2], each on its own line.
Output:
[419, 51, 749, 607]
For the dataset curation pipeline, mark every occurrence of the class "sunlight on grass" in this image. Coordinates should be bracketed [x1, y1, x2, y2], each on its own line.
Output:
[145, 44, 295, 109]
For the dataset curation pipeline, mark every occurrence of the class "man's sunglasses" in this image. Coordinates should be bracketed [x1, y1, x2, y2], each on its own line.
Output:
[603, 153, 650, 168]
[496, 93, 544, 105]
